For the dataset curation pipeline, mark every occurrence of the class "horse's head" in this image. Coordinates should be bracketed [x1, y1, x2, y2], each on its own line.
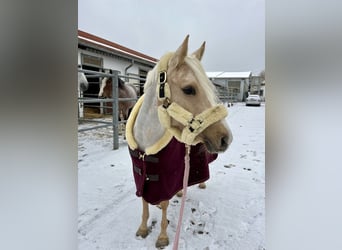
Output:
[99, 69, 127, 98]
[157, 35, 232, 153]
[98, 69, 112, 98]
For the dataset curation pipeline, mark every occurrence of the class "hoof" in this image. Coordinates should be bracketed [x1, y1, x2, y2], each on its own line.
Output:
[198, 182, 206, 189]
[176, 191, 183, 197]
[155, 237, 169, 248]
[136, 228, 149, 238]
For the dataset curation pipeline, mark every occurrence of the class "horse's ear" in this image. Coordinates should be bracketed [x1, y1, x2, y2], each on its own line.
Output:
[191, 41, 206, 61]
[169, 35, 189, 69]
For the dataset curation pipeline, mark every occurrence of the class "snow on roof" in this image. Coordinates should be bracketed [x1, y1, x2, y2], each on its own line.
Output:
[78, 30, 158, 64]
[206, 72, 224, 78]
[207, 71, 252, 79]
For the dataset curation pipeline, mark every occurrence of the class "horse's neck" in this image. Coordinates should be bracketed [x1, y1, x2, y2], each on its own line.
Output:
[133, 83, 165, 151]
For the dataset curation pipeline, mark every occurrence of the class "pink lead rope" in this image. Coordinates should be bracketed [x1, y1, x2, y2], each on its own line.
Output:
[173, 144, 191, 250]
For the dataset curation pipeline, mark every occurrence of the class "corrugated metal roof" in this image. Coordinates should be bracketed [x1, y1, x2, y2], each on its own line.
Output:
[78, 30, 158, 64]
[207, 71, 252, 78]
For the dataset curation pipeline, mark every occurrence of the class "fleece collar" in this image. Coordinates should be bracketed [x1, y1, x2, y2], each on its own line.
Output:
[126, 95, 173, 155]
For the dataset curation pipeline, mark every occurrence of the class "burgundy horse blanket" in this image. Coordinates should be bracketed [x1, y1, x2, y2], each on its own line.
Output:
[129, 137, 217, 205]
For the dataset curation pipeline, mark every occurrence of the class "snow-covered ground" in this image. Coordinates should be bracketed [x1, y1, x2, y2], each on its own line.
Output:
[78, 102, 265, 250]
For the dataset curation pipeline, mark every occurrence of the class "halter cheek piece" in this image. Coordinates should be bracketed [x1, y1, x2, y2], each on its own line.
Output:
[156, 53, 228, 145]
[158, 71, 168, 99]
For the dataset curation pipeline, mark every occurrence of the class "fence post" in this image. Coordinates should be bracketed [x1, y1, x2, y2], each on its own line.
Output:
[112, 71, 120, 150]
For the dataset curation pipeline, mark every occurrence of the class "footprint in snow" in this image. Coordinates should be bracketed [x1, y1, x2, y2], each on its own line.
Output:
[185, 201, 216, 236]
[224, 163, 236, 168]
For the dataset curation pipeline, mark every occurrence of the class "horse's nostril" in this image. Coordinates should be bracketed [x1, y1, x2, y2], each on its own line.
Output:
[220, 135, 229, 149]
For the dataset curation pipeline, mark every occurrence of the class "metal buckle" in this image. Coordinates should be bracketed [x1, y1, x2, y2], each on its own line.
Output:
[188, 118, 203, 133]
[162, 97, 171, 108]
[159, 82, 165, 98]
[159, 71, 167, 83]
[138, 152, 146, 161]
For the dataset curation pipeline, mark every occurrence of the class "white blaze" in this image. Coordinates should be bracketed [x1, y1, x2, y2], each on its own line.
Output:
[98, 77, 107, 97]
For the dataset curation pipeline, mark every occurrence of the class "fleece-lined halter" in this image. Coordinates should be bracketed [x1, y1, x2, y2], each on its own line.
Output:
[156, 52, 228, 146]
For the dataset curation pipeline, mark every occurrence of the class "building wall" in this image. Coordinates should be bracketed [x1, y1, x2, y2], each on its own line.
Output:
[78, 47, 156, 115]
[78, 49, 154, 84]
[228, 78, 250, 102]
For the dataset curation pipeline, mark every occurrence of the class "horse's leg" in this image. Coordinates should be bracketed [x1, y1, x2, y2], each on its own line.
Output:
[177, 181, 206, 197]
[198, 182, 206, 189]
[136, 198, 149, 238]
[156, 200, 169, 248]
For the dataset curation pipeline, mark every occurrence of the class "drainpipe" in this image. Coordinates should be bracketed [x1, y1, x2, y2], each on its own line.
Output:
[124, 59, 135, 82]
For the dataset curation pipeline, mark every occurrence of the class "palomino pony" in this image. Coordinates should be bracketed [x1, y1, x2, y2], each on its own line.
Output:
[126, 35, 233, 248]
[98, 69, 138, 120]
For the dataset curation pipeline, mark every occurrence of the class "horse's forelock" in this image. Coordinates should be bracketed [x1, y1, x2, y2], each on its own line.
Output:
[184, 56, 219, 105]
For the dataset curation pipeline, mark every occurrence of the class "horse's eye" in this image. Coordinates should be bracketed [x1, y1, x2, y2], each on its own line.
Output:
[182, 86, 196, 95]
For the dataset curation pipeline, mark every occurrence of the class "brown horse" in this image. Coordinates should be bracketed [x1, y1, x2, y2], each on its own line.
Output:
[98, 71, 138, 121]
[126, 35, 233, 248]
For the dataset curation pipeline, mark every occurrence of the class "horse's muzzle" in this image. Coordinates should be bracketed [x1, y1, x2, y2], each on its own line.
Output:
[220, 135, 230, 151]
[80, 83, 88, 92]
[203, 135, 229, 153]
[200, 120, 232, 153]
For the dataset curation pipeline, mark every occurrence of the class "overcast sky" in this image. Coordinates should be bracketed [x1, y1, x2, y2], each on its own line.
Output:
[78, 0, 264, 75]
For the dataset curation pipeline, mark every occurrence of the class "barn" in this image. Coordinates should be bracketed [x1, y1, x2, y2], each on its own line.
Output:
[207, 71, 252, 102]
[78, 30, 158, 115]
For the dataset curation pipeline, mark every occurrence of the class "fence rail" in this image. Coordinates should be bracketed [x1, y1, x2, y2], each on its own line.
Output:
[78, 68, 144, 150]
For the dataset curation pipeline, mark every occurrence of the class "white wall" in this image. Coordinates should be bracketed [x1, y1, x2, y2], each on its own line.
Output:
[78, 49, 154, 84]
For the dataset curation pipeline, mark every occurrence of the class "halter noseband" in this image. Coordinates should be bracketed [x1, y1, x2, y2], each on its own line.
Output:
[156, 53, 228, 145]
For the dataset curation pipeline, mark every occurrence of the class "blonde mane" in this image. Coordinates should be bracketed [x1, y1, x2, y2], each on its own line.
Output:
[143, 65, 158, 92]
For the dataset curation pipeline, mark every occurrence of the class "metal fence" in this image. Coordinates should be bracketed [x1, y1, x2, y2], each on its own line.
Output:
[78, 68, 143, 150]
